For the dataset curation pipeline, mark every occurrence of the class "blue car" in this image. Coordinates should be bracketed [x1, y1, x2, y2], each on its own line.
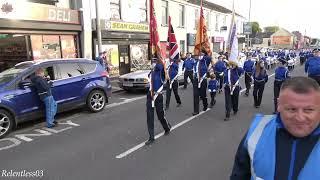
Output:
[0, 59, 112, 138]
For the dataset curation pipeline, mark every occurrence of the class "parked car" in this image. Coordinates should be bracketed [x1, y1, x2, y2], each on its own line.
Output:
[0, 58, 111, 138]
[118, 60, 185, 91]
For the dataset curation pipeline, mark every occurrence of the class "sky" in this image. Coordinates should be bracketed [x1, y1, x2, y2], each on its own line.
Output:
[208, 0, 320, 38]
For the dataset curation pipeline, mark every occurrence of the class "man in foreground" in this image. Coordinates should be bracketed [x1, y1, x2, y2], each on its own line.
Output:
[230, 76, 320, 179]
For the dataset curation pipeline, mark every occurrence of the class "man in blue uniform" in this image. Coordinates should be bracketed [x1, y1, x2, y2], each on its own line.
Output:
[230, 77, 320, 180]
[305, 48, 320, 85]
[165, 59, 182, 110]
[192, 52, 209, 115]
[223, 61, 244, 121]
[243, 54, 255, 96]
[273, 57, 290, 114]
[214, 55, 227, 93]
[182, 53, 195, 89]
[146, 58, 171, 145]
[252, 60, 268, 108]
[31, 68, 57, 128]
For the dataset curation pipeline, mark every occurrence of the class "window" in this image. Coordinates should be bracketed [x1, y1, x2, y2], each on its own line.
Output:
[215, 14, 219, 31]
[60, 35, 77, 59]
[80, 63, 96, 74]
[110, 0, 121, 20]
[178, 5, 185, 27]
[31, 35, 61, 60]
[137, 0, 147, 22]
[57, 63, 84, 79]
[194, 9, 199, 29]
[180, 40, 185, 55]
[223, 15, 227, 26]
[206, 11, 210, 28]
[161, 1, 168, 25]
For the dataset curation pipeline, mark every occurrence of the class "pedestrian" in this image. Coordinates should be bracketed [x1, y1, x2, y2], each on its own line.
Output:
[182, 53, 195, 89]
[208, 73, 218, 108]
[243, 54, 255, 96]
[192, 52, 209, 116]
[96, 51, 107, 69]
[252, 60, 268, 108]
[230, 76, 320, 180]
[214, 55, 227, 93]
[305, 48, 320, 85]
[165, 58, 182, 110]
[146, 58, 171, 145]
[30, 68, 57, 128]
[223, 61, 244, 121]
[273, 57, 290, 114]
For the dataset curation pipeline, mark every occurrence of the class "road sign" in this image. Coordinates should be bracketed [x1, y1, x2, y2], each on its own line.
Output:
[243, 22, 252, 35]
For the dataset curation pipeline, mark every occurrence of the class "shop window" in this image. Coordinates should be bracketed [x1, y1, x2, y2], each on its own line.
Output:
[57, 63, 83, 79]
[178, 5, 185, 27]
[161, 1, 168, 26]
[98, 44, 119, 77]
[121, 0, 147, 23]
[180, 40, 185, 55]
[110, 0, 121, 20]
[61, 35, 77, 58]
[130, 44, 149, 71]
[31, 35, 61, 60]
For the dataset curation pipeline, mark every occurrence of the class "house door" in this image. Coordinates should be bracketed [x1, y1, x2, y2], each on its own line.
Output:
[119, 45, 131, 75]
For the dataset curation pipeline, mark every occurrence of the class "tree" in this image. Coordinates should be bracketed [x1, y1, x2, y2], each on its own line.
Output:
[264, 26, 279, 33]
[250, 22, 262, 38]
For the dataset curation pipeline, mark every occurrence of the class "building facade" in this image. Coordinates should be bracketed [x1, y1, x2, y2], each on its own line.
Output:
[0, 0, 82, 72]
[83, 0, 245, 77]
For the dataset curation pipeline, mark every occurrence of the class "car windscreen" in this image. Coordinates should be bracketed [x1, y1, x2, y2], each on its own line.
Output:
[0, 67, 29, 85]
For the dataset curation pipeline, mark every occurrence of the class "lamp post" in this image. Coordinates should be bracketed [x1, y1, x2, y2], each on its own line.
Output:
[246, 0, 252, 49]
[95, 0, 102, 54]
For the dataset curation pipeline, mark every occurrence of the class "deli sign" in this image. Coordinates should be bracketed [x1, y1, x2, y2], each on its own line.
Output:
[0, 0, 80, 24]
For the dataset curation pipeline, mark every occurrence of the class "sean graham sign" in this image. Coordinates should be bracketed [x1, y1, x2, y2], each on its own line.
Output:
[105, 21, 149, 33]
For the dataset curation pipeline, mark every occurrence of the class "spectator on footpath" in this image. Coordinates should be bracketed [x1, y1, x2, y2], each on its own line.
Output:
[230, 76, 320, 180]
[31, 68, 57, 128]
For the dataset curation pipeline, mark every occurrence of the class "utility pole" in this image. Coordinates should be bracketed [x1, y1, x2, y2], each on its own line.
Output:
[95, 0, 102, 54]
[246, 0, 252, 49]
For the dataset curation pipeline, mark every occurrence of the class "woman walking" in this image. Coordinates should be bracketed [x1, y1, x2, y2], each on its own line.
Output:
[252, 60, 268, 108]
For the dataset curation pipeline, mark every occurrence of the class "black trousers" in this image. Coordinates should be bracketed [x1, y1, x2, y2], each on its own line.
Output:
[166, 80, 181, 108]
[224, 85, 240, 117]
[193, 78, 208, 113]
[210, 91, 217, 106]
[253, 81, 266, 106]
[300, 56, 306, 65]
[146, 92, 170, 140]
[183, 70, 194, 88]
[244, 72, 253, 94]
[274, 80, 283, 112]
[309, 75, 320, 86]
[215, 72, 224, 90]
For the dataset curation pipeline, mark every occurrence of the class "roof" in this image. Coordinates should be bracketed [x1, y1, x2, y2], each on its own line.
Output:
[271, 28, 294, 37]
[186, 0, 245, 17]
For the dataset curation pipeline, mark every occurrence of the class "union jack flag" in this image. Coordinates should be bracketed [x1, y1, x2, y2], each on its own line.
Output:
[167, 16, 180, 60]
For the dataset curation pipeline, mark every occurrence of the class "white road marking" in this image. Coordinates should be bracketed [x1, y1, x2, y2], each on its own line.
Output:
[116, 73, 277, 159]
[105, 96, 145, 109]
[116, 109, 210, 159]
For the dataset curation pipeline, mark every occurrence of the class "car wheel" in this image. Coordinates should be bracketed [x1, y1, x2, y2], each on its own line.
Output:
[87, 90, 106, 112]
[0, 109, 14, 139]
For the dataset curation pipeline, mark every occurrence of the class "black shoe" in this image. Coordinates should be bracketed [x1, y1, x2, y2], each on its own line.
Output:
[233, 111, 238, 115]
[192, 112, 199, 116]
[53, 121, 58, 125]
[255, 106, 260, 108]
[213, 100, 216, 106]
[164, 129, 170, 136]
[165, 106, 169, 111]
[209, 104, 213, 108]
[177, 103, 182, 107]
[47, 124, 56, 128]
[224, 117, 230, 121]
[145, 138, 155, 145]
[244, 93, 249, 97]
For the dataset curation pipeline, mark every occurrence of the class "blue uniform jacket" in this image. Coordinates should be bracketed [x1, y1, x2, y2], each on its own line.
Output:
[243, 59, 255, 73]
[194, 59, 208, 79]
[183, 58, 195, 71]
[168, 62, 179, 80]
[275, 66, 289, 81]
[30, 75, 52, 101]
[214, 60, 227, 73]
[305, 56, 320, 76]
[208, 79, 219, 92]
[253, 68, 268, 83]
[223, 67, 244, 85]
[230, 114, 320, 180]
[203, 55, 212, 68]
[150, 63, 165, 92]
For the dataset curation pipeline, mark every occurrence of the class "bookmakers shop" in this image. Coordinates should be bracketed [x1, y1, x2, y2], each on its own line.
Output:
[0, 1, 81, 72]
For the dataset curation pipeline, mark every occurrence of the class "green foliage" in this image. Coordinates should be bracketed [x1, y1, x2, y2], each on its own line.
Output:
[264, 26, 280, 33]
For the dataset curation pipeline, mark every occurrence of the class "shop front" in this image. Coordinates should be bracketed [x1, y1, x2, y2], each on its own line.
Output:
[0, 0, 81, 72]
[212, 36, 224, 53]
[93, 20, 150, 76]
